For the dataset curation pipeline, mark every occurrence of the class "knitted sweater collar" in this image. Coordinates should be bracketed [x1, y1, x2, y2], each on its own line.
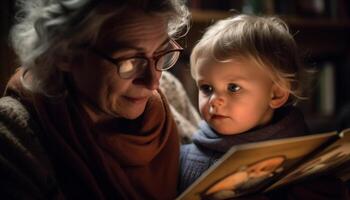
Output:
[192, 106, 309, 153]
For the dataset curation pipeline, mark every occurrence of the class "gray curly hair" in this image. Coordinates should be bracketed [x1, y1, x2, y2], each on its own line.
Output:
[11, 0, 190, 95]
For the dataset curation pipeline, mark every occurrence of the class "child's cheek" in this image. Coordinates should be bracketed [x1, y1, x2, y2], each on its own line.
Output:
[198, 97, 210, 119]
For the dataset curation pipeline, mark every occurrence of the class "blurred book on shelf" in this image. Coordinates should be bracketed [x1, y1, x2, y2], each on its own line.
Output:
[318, 62, 336, 116]
[187, 0, 350, 19]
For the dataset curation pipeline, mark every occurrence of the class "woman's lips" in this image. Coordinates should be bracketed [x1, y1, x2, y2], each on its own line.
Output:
[124, 96, 148, 104]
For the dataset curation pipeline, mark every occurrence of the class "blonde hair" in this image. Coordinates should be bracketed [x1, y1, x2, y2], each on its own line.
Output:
[190, 14, 309, 105]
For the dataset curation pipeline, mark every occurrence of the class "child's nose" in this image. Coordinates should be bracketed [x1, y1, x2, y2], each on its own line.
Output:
[209, 93, 225, 107]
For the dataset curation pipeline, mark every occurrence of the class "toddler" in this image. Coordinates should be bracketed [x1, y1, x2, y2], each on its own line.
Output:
[178, 14, 346, 199]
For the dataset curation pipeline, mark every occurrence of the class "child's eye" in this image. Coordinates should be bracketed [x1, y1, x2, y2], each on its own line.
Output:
[227, 83, 241, 93]
[199, 84, 213, 96]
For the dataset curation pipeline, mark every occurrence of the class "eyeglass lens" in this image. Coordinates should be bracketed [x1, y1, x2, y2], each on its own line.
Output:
[118, 50, 180, 79]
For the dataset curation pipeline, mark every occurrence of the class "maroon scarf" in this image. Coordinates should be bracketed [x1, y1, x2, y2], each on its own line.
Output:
[6, 69, 179, 200]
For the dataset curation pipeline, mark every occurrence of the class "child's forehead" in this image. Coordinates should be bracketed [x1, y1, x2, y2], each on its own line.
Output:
[196, 56, 259, 70]
[195, 57, 275, 83]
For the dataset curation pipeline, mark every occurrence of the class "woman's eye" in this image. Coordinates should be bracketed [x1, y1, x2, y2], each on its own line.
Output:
[228, 83, 241, 93]
[119, 59, 135, 73]
[199, 84, 213, 96]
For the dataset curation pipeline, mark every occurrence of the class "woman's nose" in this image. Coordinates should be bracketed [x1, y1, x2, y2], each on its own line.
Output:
[146, 67, 161, 90]
[134, 61, 160, 90]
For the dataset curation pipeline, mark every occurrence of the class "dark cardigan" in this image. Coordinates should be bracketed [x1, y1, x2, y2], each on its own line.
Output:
[0, 96, 64, 199]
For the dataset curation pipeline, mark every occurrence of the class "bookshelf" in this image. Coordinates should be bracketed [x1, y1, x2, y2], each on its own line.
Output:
[174, 0, 350, 132]
[183, 9, 350, 56]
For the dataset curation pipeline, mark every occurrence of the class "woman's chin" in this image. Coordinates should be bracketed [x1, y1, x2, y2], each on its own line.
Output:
[119, 105, 146, 120]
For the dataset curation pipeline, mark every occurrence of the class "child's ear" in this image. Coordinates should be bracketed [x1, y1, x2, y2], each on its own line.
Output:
[269, 84, 290, 109]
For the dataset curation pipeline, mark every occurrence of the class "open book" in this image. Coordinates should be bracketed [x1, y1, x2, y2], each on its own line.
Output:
[177, 128, 350, 200]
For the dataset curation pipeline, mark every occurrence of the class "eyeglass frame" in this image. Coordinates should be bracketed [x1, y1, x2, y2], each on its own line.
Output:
[91, 38, 184, 79]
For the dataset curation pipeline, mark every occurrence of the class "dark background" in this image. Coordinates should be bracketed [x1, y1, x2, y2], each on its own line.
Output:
[0, 0, 15, 94]
[1, 0, 350, 132]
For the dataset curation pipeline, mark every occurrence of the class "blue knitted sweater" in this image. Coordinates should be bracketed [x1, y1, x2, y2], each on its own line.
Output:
[179, 106, 309, 193]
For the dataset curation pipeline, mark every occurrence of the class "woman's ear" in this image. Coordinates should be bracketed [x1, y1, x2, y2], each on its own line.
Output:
[269, 84, 290, 109]
[57, 63, 71, 72]
[56, 55, 74, 72]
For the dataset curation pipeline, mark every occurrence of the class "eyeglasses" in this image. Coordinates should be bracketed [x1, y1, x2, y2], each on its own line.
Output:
[92, 39, 183, 79]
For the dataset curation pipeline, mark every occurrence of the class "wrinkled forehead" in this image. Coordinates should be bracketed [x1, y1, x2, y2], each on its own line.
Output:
[96, 10, 169, 52]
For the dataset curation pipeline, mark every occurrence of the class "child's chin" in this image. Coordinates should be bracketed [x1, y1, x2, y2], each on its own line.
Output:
[212, 125, 242, 136]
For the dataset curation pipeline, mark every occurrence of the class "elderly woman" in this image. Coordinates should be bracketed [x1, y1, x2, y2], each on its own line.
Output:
[0, 0, 191, 199]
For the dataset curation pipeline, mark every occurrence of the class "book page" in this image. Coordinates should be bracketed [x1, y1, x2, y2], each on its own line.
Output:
[177, 131, 336, 200]
[266, 128, 350, 191]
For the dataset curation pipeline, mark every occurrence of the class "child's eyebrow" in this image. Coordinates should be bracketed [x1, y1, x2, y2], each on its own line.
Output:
[223, 76, 249, 82]
[196, 79, 209, 84]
